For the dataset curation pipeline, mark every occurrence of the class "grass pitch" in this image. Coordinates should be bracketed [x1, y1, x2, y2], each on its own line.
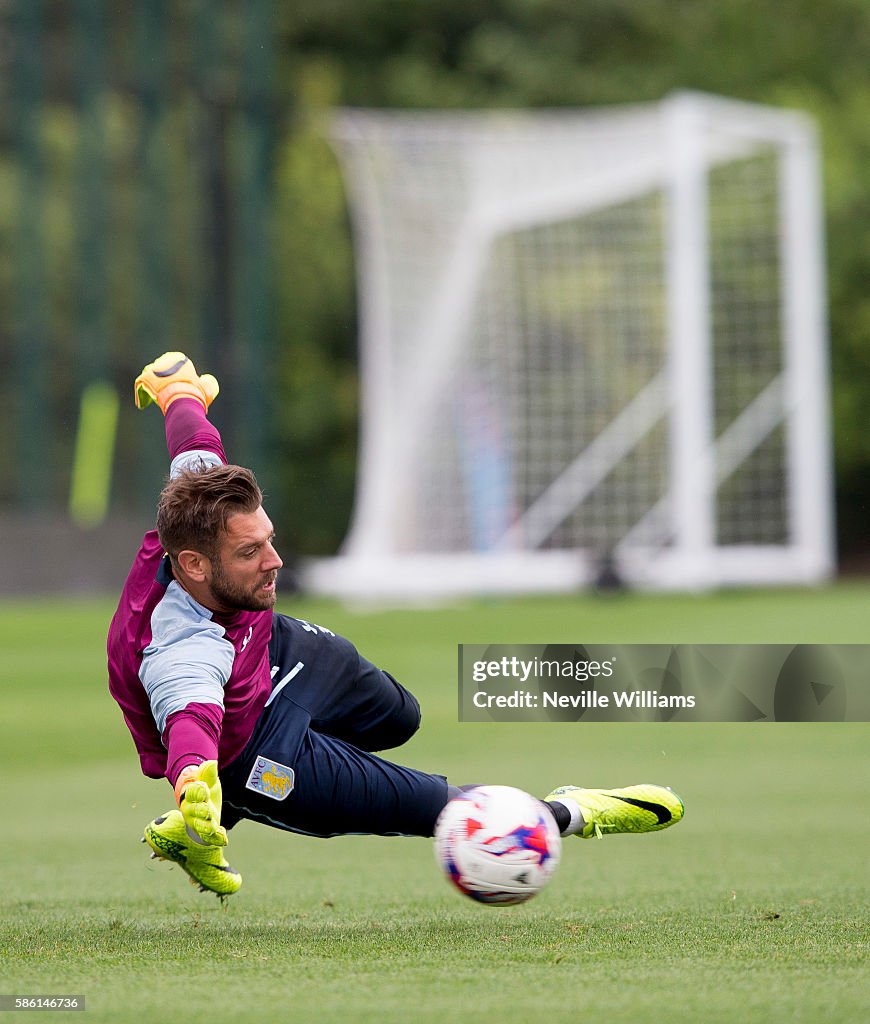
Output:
[1, 586, 869, 1023]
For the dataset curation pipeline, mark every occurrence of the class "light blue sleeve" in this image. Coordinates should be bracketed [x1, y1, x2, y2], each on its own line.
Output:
[139, 581, 235, 734]
[169, 449, 223, 479]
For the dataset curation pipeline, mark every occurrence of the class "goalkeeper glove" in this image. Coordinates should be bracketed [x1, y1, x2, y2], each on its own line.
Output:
[134, 351, 219, 414]
[174, 760, 228, 847]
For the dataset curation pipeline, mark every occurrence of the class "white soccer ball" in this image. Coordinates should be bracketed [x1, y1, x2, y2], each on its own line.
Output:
[433, 785, 562, 905]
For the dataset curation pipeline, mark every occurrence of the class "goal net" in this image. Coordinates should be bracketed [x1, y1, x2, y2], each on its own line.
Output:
[307, 92, 834, 600]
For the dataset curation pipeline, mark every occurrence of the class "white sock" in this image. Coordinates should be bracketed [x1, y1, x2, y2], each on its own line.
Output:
[549, 798, 583, 837]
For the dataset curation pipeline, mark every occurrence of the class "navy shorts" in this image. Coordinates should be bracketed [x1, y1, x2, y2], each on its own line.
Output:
[220, 613, 449, 838]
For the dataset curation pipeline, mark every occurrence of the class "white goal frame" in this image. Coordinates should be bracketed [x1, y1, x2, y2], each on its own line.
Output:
[306, 91, 834, 600]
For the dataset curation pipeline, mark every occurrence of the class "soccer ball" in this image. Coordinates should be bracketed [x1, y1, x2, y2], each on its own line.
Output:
[433, 785, 562, 905]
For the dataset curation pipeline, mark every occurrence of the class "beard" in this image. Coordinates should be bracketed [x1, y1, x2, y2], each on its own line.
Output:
[208, 558, 278, 612]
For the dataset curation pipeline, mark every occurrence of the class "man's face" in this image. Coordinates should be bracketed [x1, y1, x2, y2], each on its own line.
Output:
[206, 506, 283, 613]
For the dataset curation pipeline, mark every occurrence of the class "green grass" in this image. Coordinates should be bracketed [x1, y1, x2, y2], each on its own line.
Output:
[1, 587, 869, 1023]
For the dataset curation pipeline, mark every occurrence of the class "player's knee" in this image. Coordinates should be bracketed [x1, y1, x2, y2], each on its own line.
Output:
[371, 690, 421, 750]
[393, 692, 422, 744]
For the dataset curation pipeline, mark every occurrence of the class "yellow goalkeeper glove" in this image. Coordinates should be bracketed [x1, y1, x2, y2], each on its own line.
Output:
[134, 351, 219, 414]
[173, 760, 228, 847]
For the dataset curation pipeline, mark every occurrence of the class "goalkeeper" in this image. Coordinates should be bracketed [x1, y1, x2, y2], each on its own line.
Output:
[107, 352, 684, 898]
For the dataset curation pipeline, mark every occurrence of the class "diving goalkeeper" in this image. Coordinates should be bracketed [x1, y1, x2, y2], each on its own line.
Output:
[107, 352, 684, 898]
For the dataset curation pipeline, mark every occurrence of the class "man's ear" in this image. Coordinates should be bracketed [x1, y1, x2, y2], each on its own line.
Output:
[176, 549, 210, 582]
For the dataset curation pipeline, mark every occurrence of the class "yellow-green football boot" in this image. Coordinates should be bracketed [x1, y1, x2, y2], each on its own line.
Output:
[143, 810, 242, 898]
[545, 784, 684, 839]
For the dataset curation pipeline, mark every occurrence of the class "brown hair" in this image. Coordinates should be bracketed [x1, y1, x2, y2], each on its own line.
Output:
[156, 463, 263, 562]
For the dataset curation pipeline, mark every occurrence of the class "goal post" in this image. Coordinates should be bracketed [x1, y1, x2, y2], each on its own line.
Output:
[305, 91, 835, 600]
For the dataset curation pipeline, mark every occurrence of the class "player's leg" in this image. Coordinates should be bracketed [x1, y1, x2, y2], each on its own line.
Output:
[220, 684, 684, 840]
[449, 784, 682, 838]
[221, 724, 450, 838]
[267, 612, 422, 753]
[221, 740, 683, 842]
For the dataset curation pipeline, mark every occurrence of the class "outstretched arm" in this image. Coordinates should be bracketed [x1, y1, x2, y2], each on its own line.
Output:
[165, 397, 227, 466]
[135, 351, 231, 846]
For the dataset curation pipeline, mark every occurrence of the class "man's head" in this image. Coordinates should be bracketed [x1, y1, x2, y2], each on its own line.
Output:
[157, 464, 283, 613]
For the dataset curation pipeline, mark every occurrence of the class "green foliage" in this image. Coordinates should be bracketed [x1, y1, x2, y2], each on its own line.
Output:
[271, 71, 358, 553]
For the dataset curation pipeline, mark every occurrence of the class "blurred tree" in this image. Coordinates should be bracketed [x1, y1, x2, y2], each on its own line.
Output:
[271, 61, 358, 557]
